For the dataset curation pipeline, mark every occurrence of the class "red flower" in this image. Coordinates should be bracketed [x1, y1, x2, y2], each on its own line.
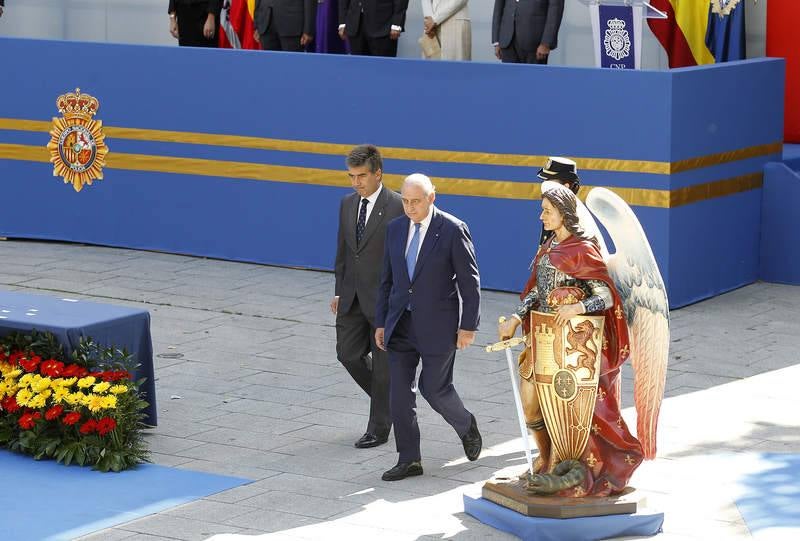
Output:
[45, 405, 64, 421]
[96, 417, 117, 436]
[40, 359, 65, 378]
[79, 419, 97, 434]
[1, 395, 20, 413]
[0, 350, 6, 362]
[9, 351, 25, 366]
[62, 412, 81, 426]
[62, 364, 88, 378]
[18, 411, 41, 429]
[19, 355, 41, 372]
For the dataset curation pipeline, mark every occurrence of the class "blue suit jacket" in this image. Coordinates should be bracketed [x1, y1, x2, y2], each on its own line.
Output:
[375, 207, 480, 354]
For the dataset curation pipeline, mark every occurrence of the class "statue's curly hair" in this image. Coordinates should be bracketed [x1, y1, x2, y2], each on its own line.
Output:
[542, 185, 588, 240]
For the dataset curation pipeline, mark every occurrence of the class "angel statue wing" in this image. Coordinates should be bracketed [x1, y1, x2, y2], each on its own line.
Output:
[585, 187, 670, 460]
[540, 181, 609, 257]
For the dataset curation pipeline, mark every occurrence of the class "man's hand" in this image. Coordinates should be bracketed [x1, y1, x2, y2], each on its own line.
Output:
[0, 7, 5, 18]
[553, 303, 584, 327]
[498, 317, 519, 340]
[494, 44, 501, 60]
[457, 329, 476, 350]
[375, 328, 386, 351]
[536, 43, 551, 61]
[390, 29, 401, 40]
[169, 16, 179, 39]
[338, 27, 347, 40]
[253, 29, 261, 43]
[203, 14, 215, 39]
[300, 33, 314, 46]
[423, 16, 436, 36]
[330, 296, 339, 315]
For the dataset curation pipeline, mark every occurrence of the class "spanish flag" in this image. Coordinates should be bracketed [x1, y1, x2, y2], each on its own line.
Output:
[219, 0, 260, 49]
[648, 0, 745, 68]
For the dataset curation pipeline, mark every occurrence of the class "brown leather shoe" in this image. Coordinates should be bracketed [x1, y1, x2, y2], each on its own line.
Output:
[381, 461, 423, 481]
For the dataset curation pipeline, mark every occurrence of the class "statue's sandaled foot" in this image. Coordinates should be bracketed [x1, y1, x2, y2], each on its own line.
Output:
[525, 459, 587, 495]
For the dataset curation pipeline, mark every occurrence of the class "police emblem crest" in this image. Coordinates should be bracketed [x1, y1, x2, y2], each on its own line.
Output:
[46, 88, 109, 192]
[603, 18, 631, 61]
[711, 0, 741, 16]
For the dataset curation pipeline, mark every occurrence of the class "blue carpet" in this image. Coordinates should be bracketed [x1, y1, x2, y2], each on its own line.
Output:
[0, 451, 251, 541]
[463, 495, 663, 541]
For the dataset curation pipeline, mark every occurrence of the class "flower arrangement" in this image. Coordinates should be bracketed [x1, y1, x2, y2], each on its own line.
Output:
[0, 331, 149, 472]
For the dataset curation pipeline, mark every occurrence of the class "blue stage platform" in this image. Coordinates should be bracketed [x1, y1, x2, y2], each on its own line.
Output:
[0, 38, 785, 308]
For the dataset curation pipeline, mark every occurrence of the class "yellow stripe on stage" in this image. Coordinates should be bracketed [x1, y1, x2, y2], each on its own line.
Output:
[0, 143, 763, 208]
[0, 118, 780, 175]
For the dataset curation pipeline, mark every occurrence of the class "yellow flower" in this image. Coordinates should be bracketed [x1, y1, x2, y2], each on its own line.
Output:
[31, 377, 52, 393]
[80, 394, 93, 407]
[109, 384, 128, 395]
[92, 382, 111, 394]
[28, 394, 47, 409]
[53, 387, 70, 403]
[0, 361, 12, 375]
[64, 393, 83, 406]
[6, 368, 22, 379]
[102, 395, 117, 409]
[88, 394, 107, 412]
[19, 373, 34, 387]
[77, 376, 96, 389]
[60, 377, 77, 387]
[0, 381, 7, 397]
[15, 388, 33, 407]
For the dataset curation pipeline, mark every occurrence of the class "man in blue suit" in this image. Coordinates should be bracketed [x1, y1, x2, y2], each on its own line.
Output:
[375, 173, 482, 481]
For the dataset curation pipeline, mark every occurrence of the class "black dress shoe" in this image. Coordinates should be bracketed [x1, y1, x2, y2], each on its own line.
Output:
[354, 432, 388, 449]
[382, 461, 423, 481]
[461, 414, 482, 461]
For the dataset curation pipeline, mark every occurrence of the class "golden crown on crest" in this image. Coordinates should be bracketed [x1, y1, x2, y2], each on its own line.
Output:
[56, 88, 99, 121]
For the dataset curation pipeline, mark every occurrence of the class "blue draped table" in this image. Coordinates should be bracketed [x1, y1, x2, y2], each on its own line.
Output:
[0, 290, 157, 426]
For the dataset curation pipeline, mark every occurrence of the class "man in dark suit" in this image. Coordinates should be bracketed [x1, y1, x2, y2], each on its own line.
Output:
[492, 0, 564, 64]
[375, 174, 482, 481]
[254, 0, 317, 52]
[338, 0, 409, 57]
[332, 145, 404, 449]
[169, 0, 221, 47]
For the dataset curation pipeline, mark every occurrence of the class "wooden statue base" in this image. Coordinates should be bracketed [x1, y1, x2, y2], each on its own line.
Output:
[482, 476, 645, 519]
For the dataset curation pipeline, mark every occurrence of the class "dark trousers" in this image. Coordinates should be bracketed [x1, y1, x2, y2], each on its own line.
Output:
[176, 3, 218, 48]
[348, 14, 398, 57]
[336, 296, 391, 437]
[387, 311, 471, 463]
[500, 32, 549, 64]
[259, 24, 304, 52]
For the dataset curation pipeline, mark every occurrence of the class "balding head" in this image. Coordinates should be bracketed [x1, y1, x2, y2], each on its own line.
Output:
[401, 173, 436, 223]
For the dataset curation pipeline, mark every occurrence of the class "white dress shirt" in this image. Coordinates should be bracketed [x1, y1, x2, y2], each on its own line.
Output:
[405, 205, 434, 259]
[357, 184, 383, 227]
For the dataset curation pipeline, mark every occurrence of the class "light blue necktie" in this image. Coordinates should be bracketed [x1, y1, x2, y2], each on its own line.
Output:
[406, 222, 421, 280]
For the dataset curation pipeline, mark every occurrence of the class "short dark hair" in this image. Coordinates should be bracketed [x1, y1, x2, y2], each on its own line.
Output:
[346, 144, 383, 174]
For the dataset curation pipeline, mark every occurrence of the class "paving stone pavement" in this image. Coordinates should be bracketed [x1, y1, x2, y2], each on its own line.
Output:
[0, 239, 797, 541]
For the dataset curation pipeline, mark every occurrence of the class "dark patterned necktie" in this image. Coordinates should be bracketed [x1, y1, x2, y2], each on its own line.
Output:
[356, 198, 369, 245]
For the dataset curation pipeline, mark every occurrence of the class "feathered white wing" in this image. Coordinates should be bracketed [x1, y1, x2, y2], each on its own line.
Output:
[585, 187, 669, 460]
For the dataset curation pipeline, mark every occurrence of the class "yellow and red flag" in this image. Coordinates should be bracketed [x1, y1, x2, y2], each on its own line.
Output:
[648, 0, 716, 68]
[219, 0, 260, 50]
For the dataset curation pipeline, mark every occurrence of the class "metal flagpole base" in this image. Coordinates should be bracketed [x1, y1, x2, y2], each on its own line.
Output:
[482, 474, 645, 519]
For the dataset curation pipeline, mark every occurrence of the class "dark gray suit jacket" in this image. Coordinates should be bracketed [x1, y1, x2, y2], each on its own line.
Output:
[335, 186, 404, 322]
[339, 0, 409, 39]
[254, 0, 317, 37]
[492, 0, 564, 51]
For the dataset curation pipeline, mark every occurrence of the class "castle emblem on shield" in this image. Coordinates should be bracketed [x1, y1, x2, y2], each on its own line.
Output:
[603, 18, 631, 61]
[47, 88, 109, 192]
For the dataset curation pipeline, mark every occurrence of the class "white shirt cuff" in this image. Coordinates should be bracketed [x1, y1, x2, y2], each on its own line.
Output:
[492, 42, 499, 47]
[391, 25, 402, 32]
[338, 24, 345, 31]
